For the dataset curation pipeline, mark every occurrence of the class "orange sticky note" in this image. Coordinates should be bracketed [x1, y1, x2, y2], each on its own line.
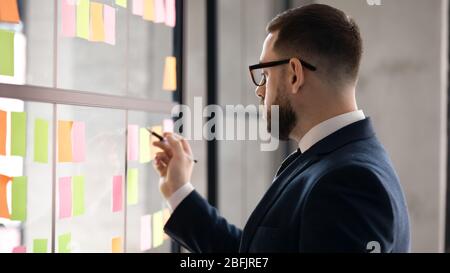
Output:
[0, 175, 11, 219]
[112, 237, 122, 253]
[0, 0, 20, 24]
[58, 121, 73, 163]
[143, 0, 155, 21]
[163, 56, 177, 91]
[90, 2, 105, 42]
[0, 110, 6, 156]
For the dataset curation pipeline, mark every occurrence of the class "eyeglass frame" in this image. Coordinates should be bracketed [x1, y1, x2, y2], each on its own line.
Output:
[248, 58, 317, 87]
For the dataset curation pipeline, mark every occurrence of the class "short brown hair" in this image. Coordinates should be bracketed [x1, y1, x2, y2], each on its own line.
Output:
[267, 4, 363, 85]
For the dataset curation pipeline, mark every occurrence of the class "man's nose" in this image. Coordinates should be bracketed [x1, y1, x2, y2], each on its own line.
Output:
[255, 85, 265, 99]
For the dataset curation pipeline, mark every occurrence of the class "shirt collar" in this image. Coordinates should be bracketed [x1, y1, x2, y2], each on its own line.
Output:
[299, 110, 366, 153]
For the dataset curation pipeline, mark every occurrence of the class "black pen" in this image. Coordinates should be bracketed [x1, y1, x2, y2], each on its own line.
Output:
[147, 129, 198, 163]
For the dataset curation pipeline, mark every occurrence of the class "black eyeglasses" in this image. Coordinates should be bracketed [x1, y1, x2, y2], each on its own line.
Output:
[249, 58, 317, 87]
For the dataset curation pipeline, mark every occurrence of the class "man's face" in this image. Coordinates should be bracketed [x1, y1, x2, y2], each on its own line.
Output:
[256, 32, 297, 141]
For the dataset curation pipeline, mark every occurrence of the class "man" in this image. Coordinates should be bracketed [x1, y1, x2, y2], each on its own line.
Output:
[153, 4, 410, 253]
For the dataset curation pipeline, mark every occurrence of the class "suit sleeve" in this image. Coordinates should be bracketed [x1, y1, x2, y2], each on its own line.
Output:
[164, 190, 242, 253]
[299, 166, 395, 253]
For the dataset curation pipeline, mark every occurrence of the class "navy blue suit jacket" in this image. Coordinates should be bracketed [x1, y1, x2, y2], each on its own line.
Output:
[164, 118, 411, 253]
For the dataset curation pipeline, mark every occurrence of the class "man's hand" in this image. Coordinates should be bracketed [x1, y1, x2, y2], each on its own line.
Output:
[152, 133, 194, 199]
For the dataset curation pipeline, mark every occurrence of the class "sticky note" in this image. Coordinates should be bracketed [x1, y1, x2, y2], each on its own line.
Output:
[104, 5, 116, 45]
[12, 246, 26, 253]
[90, 2, 105, 42]
[72, 121, 85, 163]
[76, 0, 90, 40]
[152, 210, 164, 248]
[163, 119, 174, 133]
[0, 175, 11, 219]
[33, 239, 48, 253]
[140, 215, 151, 251]
[61, 0, 76, 37]
[163, 208, 170, 240]
[58, 233, 71, 253]
[58, 121, 73, 163]
[165, 0, 176, 27]
[59, 177, 72, 219]
[112, 237, 122, 253]
[112, 175, 123, 212]
[11, 176, 26, 221]
[0, 30, 14, 76]
[72, 176, 85, 216]
[143, 0, 155, 21]
[154, 0, 165, 23]
[11, 112, 26, 157]
[116, 0, 127, 8]
[34, 119, 49, 164]
[163, 56, 177, 91]
[0, 0, 20, 23]
[0, 110, 6, 155]
[139, 128, 151, 164]
[127, 168, 138, 205]
[132, 0, 143, 15]
[149, 126, 162, 159]
[127, 125, 138, 161]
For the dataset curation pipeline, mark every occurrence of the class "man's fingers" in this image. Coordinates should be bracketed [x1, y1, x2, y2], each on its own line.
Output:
[155, 152, 170, 165]
[163, 132, 192, 156]
[152, 141, 173, 158]
[166, 134, 184, 156]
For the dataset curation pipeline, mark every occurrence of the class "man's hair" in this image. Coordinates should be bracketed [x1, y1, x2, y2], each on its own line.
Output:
[267, 4, 363, 85]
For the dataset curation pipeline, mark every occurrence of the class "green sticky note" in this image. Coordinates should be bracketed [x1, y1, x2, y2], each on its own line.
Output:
[11, 112, 26, 157]
[11, 176, 27, 221]
[0, 30, 14, 76]
[34, 119, 48, 163]
[58, 233, 71, 253]
[72, 176, 85, 216]
[33, 239, 48, 253]
[116, 0, 127, 8]
[139, 128, 151, 163]
[127, 168, 138, 205]
[76, 0, 90, 39]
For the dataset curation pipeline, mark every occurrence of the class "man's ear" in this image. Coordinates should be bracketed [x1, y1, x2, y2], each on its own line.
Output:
[289, 58, 304, 94]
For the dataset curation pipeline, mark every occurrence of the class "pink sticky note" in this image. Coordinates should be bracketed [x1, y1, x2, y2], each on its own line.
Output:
[163, 119, 174, 133]
[154, 0, 165, 23]
[72, 121, 86, 163]
[127, 125, 138, 161]
[140, 215, 152, 251]
[62, 0, 76, 37]
[104, 5, 116, 45]
[164, 0, 175, 27]
[12, 246, 26, 253]
[112, 175, 123, 212]
[132, 0, 143, 15]
[59, 177, 72, 219]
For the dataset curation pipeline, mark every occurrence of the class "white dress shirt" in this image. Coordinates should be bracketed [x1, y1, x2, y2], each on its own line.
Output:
[165, 110, 366, 211]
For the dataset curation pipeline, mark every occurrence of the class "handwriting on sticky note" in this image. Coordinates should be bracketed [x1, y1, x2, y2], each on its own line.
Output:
[59, 177, 72, 219]
[104, 4, 116, 45]
[90, 2, 105, 42]
[34, 119, 49, 164]
[0, 30, 14, 76]
[72, 121, 86, 163]
[127, 125, 138, 161]
[77, 0, 90, 40]
[0, 0, 20, 24]
[62, 0, 76, 37]
[58, 121, 73, 163]
[163, 56, 177, 91]
[72, 176, 85, 216]
[127, 168, 138, 205]
[112, 175, 123, 212]
[11, 112, 26, 157]
[11, 176, 27, 221]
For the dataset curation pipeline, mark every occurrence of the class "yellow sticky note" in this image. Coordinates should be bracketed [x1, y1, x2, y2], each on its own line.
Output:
[149, 126, 162, 159]
[116, 0, 127, 8]
[152, 210, 164, 248]
[163, 56, 177, 91]
[58, 121, 73, 163]
[139, 128, 151, 164]
[143, 0, 155, 21]
[112, 237, 122, 253]
[77, 0, 90, 40]
[90, 2, 105, 42]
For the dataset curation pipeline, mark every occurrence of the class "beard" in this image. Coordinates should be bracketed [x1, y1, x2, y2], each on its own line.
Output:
[266, 86, 297, 141]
